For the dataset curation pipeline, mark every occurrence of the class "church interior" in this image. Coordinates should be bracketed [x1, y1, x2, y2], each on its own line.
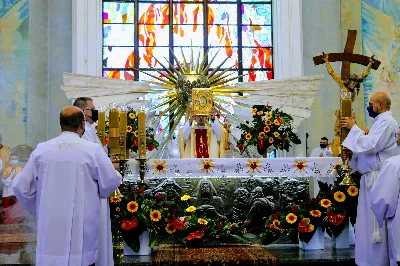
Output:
[1, 0, 400, 265]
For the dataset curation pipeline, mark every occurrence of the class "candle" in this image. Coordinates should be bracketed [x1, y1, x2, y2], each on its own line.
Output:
[138, 110, 146, 159]
[98, 110, 106, 145]
[119, 109, 127, 160]
[340, 94, 352, 143]
[109, 107, 120, 156]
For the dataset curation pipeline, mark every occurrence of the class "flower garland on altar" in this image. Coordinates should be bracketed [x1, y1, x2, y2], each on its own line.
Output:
[236, 105, 301, 155]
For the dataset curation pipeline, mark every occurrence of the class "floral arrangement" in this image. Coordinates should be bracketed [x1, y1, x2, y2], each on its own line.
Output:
[236, 105, 301, 155]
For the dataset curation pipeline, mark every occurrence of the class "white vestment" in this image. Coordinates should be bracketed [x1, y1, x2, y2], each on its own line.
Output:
[13, 132, 122, 266]
[179, 120, 224, 158]
[310, 147, 333, 157]
[82, 121, 114, 266]
[371, 155, 400, 262]
[343, 111, 398, 266]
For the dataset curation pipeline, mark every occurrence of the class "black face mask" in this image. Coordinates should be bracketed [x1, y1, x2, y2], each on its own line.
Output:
[320, 144, 327, 149]
[90, 109, 99, 122]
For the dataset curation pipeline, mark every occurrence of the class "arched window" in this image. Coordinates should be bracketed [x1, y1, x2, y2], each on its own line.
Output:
[102, 0, 273, 82]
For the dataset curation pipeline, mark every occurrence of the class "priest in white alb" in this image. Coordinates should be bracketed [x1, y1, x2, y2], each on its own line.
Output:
[370, 155, 400, 265]
[341, 92, 398, 266]
[13, 106, 122, 266]
[310, 137, 333, 157]
[179, 109, 225, 158]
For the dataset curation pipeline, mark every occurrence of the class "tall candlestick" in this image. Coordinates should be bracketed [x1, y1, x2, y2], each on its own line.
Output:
[109, 104, 120, 158]
[119, 107, 127, 160]
[138, 110, 146, 160]
[98, 108, 106, 146]
[340, 91, 352, 143]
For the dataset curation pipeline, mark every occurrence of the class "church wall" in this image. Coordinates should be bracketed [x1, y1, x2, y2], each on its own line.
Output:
[301, 0, 342, 155]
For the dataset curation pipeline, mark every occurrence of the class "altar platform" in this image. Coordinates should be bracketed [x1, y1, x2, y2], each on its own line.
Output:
[0, 240, 355, 265]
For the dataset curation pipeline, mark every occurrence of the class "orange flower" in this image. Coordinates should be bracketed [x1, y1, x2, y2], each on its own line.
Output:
[165, 223, 176, 234]
[259, 132, 265, 139]
[110, 196, 121, 203]
[334, 191, 346, 202]
[150, 210, 161, 222]
[274, 119, 281, 126]
[310, 210, 321, 217]
[269, 137, 274, 143]
[320, 199, 332, 208]
[265, 120, 272, 126]
[273, 132, 280, 137]
[198, 218, 208, 225]
[265, 113, 272, 119]
[286, 213, 297, 224]
[127, 201, 139, 213]
[245, 133, 252, 140]
[257, 111, 263, 115]
[126, 126, 133, 132]
[264, 126, 271, 133]
[347, 186, 358, 196]
[273, 220, 280, 228]
[134, 130, 139, 137]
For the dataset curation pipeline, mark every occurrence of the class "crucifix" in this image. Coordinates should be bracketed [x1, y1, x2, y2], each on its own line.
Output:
[313, 30, 381, 151]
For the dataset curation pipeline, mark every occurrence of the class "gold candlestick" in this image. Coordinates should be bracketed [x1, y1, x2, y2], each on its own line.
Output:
[340, 91, 352, 144]
[119, 106, 127, 160]
[109, 104, 120, 160]
[138, 110, 146, 160]
[98, 107, 106, 146]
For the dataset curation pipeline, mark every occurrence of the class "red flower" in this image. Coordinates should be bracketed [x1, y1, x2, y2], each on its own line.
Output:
[245, 220, 251, 226]
[129, 217, 139, 229]
[121, 217, 138, 230]
[155, 193, 163, 200]
[216, 221, 223, 229]
[136, 188, 144, 194]
[147, 143, 155, 151]
[172, 218, 186, 231]
[163, 202, 169, 208]
[132, 139, 138, 147]
[257, 139, 265, 150]
[169, 207, 177, 215]
[330, 189, 336, 195]
[194, 231, 203, 238]
[291, 205, 298, 213]
[277, 116, 283, 124]
[230, 224, 237, 230]
[327, 211, 346, 226]
[202, 226, 209, 232]
[237, 143, 244, 153]
[121, 220, 131, 230]
[216, 114, 221, 119]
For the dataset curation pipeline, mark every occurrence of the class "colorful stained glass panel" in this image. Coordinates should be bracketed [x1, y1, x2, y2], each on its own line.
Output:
[245, 70, 273, 82]
[208, 25, 238, 46]
[242, 25, 272, 47]
[138, 47, 170, 68]
[138, 25, 169, 46]
[173, 4, 204, 25]
[242, 47, 273, 68]
[241, 4, 271, 25]
[103, 2, 135, 24]
[103, 24, 135, 46]
[208, 4, 237, 25]
[103, 47, 135, 69]
[173, 25, 203, 46]
[138, 3, 170, 25]
[103, 70, 136, 81]
[173, 47, 204, 67]
[208, 47, 239, 68]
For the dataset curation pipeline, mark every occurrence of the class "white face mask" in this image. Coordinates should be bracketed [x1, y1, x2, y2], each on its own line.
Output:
[9, 160, 18, 167]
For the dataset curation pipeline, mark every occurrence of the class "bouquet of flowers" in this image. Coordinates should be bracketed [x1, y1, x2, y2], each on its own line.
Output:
[236, 105, 301, 155]
[126, 109, 159, 153]
[296, 197, 327, 243]
[260, 208, 299, 245]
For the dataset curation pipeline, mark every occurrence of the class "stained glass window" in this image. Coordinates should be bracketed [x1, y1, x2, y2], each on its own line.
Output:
[102, 0, 273, 82]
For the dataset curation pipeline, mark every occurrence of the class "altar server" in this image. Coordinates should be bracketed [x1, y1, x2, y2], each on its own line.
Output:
[370, 155, 400, 265]
[73, 97, 114, 266]
[13, 106, 122, 266]
[310, 137, 333, 157]
[341, 92, 398, 266]
[179, 109, 225, 158]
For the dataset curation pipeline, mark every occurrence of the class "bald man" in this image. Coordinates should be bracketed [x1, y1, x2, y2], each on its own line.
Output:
[341, 92, 398, 266]
[13, 106, 122, 266]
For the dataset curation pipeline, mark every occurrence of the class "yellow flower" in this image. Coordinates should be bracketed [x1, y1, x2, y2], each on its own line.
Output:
[310, 210, 321, 217]
[265, 120, 272, 126]
[245, 133, 252, 140]
[259, 132, 265, 139]
[199, 159, 215, 174]
[246, 159, 262, 173]
[129, 113, 136, 119]
[274, 119, 281, 126]
[127, 201, 139, 213]
[286, 213, 297, 224]
[257, 111, 263, 115]
[347, 186, 358, 196]
[273, 220, 280, 228]
[334, 191, 346, 202]
[181, 195, 191, 201]
[268, 137, 274, 143]
[110, 196, 121, 203]
[150, 210, 161, 222]
[186, 206, 197, 213]
[152, 160, 168, 174]
[165, 223, 176, 234]
[106, 122, 110, 127]
[126, 126, 133, 132]
[264, 126, 271, 133]
[307, 224, 315, 232]
[320, 199, 332, 208]
[198, 218, 208, 225]
[134, 130, 139, 137]
[273, 132, 280, 137]
[252, 108, 257, 114]
[265, 113, 272, 119]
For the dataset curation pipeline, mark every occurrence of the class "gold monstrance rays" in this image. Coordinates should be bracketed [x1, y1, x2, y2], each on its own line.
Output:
[138, 47, 260, 150]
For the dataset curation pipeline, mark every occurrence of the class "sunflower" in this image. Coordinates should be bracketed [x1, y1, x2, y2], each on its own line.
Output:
[134, 130, 139, 137]
[198, 218, 208, 225]
[334, 191, 346, 202]
[165, 223, 176, 234]
[265, 113, 272, 119]
[347, 186, 358, 196]
[106, 121, 109, 127]
[252, 108, 257, 114]
[273, 220, 280, 228]
[264, 126, 271, 133]
[310, 210, 322, 217]
[259, 132, 265, 139]
[269, 137, 274, 143]
[181, 195, 191, 201]
[320, 199, 332, 208]
[286, 213, 297, 224]
[127, 201, 139, 213]
[274, 119, 281, 126]
[257, 111, 263, 115]
[265, 120, 272, 126]
[110, 196, 121, 203]
[273, 132, 280, 137]
[186, 206, 197, 213]
[245, 133, 252, 140]
[129, 113, 136, 119]
[150, 210, 162, 222]
[126, 126, 133, 132]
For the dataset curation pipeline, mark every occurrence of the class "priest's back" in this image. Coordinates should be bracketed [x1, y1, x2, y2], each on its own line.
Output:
[13, 132, 122, 266]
